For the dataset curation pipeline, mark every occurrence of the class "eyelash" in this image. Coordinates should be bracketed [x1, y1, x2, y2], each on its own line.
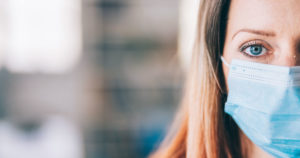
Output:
[239, 40, 271, 58]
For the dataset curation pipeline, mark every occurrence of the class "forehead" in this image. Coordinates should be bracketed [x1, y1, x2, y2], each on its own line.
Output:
[227, 0, 300, 37]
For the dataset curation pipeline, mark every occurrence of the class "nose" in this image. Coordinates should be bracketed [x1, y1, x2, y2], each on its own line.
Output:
[276, 54, 297, 67]
[275, 43, 300, 67]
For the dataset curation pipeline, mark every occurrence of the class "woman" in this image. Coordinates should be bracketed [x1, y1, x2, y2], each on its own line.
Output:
[151, 0, 300, 157]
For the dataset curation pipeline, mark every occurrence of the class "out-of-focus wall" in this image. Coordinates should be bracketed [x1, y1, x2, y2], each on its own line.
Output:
[0, 0, 183, 158]
[83, 0, 182, 157]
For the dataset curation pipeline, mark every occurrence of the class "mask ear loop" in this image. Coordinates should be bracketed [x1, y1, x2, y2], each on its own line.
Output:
[221, 56, 230, 67]
[220, 56, 229, 96]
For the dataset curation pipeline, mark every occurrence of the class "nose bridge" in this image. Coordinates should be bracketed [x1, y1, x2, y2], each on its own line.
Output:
[276, 41, 298, 67]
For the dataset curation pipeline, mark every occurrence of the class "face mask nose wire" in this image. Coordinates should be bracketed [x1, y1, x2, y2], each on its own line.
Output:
[221, 56, 230, 67]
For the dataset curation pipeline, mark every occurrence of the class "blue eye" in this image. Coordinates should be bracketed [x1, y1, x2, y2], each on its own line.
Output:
[243, 45, 267, 57]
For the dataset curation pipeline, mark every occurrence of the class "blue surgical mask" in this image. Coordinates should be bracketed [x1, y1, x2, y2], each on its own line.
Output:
[222, 56, 300, 158]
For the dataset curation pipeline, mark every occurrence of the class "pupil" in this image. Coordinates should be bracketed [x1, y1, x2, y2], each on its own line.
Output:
[250, 46, 262, 55]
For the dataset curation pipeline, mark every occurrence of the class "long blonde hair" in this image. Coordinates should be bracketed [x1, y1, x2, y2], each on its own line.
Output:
[150, 0, 243, 157]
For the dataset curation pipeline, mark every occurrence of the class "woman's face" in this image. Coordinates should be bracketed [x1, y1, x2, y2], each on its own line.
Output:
[223, 0, 300, 84]
[222, 0, 300, 156]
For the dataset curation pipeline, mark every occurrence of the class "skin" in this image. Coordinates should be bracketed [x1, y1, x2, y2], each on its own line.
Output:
[222, 0, 300, 157]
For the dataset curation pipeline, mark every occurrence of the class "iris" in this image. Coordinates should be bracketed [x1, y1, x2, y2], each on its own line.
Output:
[250, 45, 263, 55]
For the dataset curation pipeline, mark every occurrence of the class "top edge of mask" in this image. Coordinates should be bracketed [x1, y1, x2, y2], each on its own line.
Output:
[231, 59, 300, 74]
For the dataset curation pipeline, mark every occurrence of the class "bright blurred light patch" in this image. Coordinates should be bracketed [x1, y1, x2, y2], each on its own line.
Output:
[0, 116, 84, 158]
[6, 0, 82, 74]
[178, 0, 199, 70]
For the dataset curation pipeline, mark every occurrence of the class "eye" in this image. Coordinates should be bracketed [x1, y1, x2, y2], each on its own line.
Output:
[240, 43, 269, 57]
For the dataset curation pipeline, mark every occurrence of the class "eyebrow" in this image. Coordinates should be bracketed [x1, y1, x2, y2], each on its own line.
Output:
[232, 29, 276, 40]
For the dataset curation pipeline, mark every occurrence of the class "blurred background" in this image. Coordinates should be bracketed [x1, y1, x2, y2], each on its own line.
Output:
[0, 0, 199, 157]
